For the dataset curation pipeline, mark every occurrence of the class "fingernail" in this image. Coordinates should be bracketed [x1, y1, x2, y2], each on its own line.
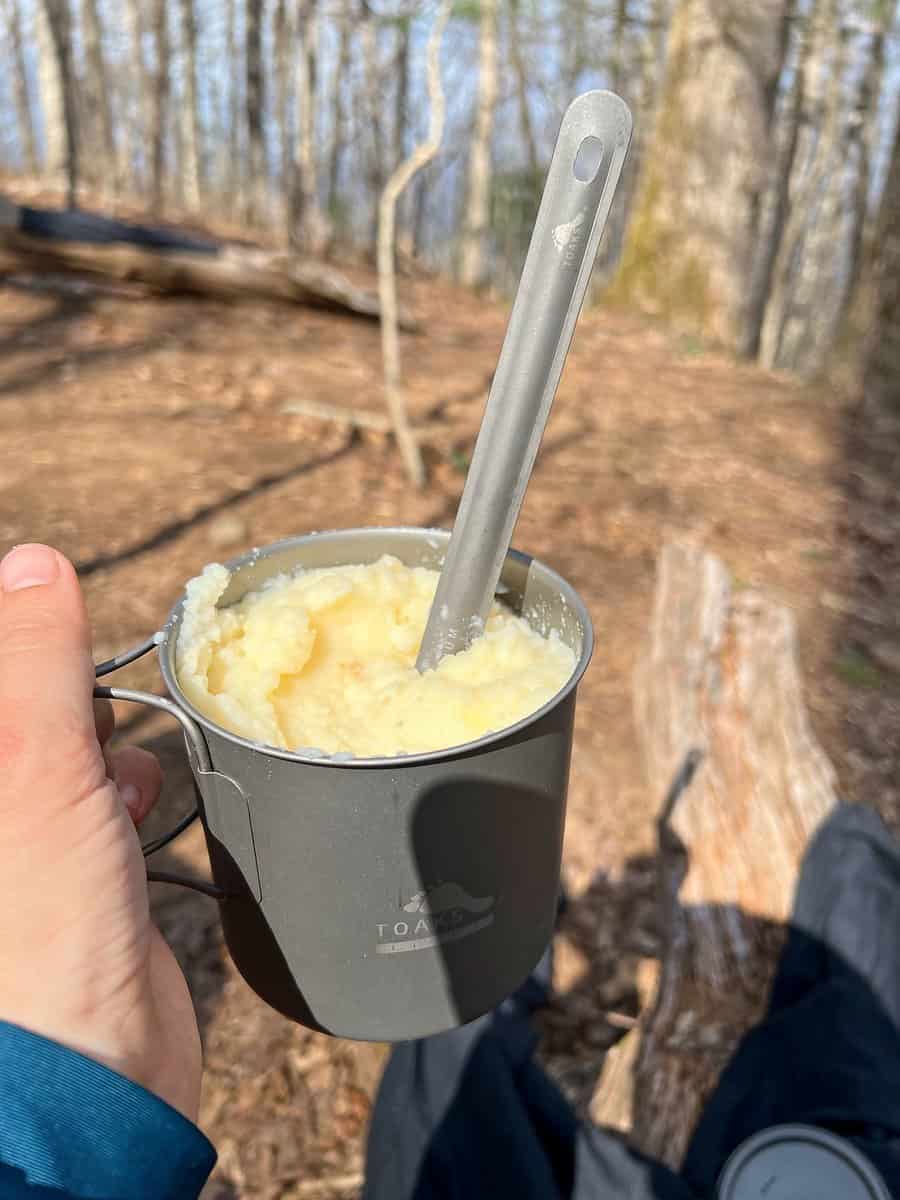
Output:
[120, 783, 141, 815]
[0, 544, 60, 592]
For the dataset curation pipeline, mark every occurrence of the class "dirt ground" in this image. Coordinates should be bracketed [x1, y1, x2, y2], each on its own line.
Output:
[2, 248, 899, 1197]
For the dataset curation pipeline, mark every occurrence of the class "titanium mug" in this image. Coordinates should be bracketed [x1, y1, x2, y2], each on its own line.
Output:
[95, 527, 593, 1041]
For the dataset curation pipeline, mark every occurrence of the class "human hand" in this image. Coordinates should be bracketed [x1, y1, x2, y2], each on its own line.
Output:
[0, 543, 202, 1120]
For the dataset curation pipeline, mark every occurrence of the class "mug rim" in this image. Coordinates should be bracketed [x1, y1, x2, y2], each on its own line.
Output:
[157, 526, 594, 769]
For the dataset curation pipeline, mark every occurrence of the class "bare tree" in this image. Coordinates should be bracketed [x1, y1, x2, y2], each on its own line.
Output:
[649, 0, 673, 94]
[178, 0, 203, 209]
[125, 0, 149, 193]
[377, 0, 453, 486]
[756, 0, 833, 366]
[809, 5, 893, 367]
[611, 0, 630, 95]
[77, 0, 116, 191]
[392, 11, 413, 244]
[150, 0, 170, 212]
[737, 0, 805, 360]
[35, 0, 66, 179]
[245, 0, 266, 221]
[843, 9, 889, 313]
[324, 0, 354, 222]
[508, 0, 539, 181]
[459, 0, 499, 289]
[596, 0, 641, 283]
[412, 162, 432, 259]
[204, 8, 227, 203]
[274, 0, 294, 230]
[616, 0, 793, 352]
[292, 0, 322, 249]
[4, 0, 38, 175]
[42, 0, 80, 207]
[227, 0, 244, 212]
[393, 14, 411, 171]
[564, 0, 589, 93]
[860, 110, 900, 409]
[764, 0, 850, 371]
[361, 1, 386, 245]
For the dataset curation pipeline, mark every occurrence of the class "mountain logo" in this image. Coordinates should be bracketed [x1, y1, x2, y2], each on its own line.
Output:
[402, 883, 494, 915]
[376, 883, 496, 955]
[552, 210, 585, 258]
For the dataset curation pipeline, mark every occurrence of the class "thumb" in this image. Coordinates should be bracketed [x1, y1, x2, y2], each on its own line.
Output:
[0, 544, 106, 824]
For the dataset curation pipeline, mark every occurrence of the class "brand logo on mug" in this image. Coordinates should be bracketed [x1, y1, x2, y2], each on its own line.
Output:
[375, 883, 495, 955]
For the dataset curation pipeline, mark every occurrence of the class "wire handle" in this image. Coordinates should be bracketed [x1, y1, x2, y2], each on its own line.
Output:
[94, 640, 226, 900]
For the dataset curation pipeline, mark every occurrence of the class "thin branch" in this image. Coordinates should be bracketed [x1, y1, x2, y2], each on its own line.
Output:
[376, 0, 452, 488]
[282, 400, 391, 430]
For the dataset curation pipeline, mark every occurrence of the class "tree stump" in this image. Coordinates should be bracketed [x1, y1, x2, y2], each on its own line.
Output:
[593, 541, 838, 1166]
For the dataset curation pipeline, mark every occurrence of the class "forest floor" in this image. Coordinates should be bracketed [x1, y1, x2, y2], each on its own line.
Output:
[2, 239, 899, 1197]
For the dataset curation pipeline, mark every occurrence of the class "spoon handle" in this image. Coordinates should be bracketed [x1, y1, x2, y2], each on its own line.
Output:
[416, 91, 632, 671]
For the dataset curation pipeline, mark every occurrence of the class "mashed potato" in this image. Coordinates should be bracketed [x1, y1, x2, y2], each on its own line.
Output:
[175, 554, 575, 757]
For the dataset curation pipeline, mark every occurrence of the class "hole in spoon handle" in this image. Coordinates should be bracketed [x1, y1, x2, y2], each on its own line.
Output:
[573, 135, 605, 182]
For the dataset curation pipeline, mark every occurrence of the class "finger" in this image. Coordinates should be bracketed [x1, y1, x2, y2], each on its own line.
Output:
[109, 745, 163, 826]
[94, 698, 115, 748]
[0, 545, 105, 818]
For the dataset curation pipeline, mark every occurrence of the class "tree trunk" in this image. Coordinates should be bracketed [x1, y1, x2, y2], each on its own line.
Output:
[765, 0, 849, 373]
[595, 0, 636, 284]
[170, 69, 186, 208]
[227, 0, 244, 214]
[412, 164, 430, 259]
[377, 0, 453, 487]
[361, 2, 385, 248]
[293, 0, 322, 250]
[393, 19, 410, 172]
[5, 0, 39, 175]
[737, 0, 804, 360]
[649, 0, 673, 95]
[602, 540, 837, 1165]
[598, 0, 672, 290]
[204, 7, 226, 207]
[762, 0, 839, 369]
[324, 0, 353, 224]
[840, 18, 886, 326]
[393, 21, 411, 174]
[564, 0, 588, 93]
[178, 0, 203, 210]
[861, 116, 900, 410]
[150, 0, 169, 213]
[458, 0, 498, 289]
[42, 0, 80, 208]
[245, 0, 266, 223]
[615, 0, 792, 352]
[274, 0, 294, 233]
[392, 15, 413, 245]
[508, 0, 539, 180]
[78, 0, 116, 192]
[125, 0, 148, 193]
[611, 0, 629, 95]
[35, 0, 66, 180]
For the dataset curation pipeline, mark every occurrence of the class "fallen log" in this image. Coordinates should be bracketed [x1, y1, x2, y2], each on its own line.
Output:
[0, 196, 418, 328]
[592, 541, 837, 1166]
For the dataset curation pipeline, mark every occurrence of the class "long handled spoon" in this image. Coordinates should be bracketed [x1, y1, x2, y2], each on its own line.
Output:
[416, 90, 633, 671]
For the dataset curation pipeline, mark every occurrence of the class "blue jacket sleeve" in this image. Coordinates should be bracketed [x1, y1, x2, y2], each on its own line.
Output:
[0, 1020, 216, 1199]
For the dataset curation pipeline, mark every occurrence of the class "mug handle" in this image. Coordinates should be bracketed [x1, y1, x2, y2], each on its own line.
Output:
[94, 637, 226, 900]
